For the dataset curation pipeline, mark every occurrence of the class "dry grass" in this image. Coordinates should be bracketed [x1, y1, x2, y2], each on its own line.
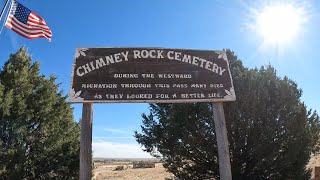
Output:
[93, 162, 174, 180]
[93, 155, 320, 180]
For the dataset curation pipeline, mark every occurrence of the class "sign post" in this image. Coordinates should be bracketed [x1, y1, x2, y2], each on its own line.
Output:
[213, 102, 232, 180]
[70, 47, 236, 180]
[80, 103, 93, 180]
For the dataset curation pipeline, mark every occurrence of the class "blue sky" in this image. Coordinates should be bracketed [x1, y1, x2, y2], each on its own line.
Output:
[0, 0, 319, 158]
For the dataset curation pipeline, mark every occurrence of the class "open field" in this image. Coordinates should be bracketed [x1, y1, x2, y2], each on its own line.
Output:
[93, 161, 174, 180]
[92, 155, 320, 180]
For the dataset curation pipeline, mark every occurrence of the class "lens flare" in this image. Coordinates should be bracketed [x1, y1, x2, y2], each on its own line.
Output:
[255, 3, 305, 45]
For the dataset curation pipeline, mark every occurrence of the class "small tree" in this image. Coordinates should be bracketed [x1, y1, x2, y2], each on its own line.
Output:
[0, 47, 80, 179]
[135, 50, 319, 179]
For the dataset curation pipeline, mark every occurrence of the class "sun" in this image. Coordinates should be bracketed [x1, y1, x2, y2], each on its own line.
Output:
[254, 3, 305, 45]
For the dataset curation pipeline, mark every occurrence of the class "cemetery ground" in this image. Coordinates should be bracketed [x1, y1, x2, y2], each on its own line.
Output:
[92, 159, 174, 180]
[92, 155, 320, 180]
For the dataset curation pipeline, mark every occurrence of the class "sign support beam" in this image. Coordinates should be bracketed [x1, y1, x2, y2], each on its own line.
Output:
[80, 103, 93, 180]
[213, 102, 232, 180]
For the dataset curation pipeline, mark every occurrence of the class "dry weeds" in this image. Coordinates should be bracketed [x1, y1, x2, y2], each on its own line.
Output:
[93, 155, 320, 180]
[93, 162, 174, 180]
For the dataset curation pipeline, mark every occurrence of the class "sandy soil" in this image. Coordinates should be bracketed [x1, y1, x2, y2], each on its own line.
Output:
[93, 162, 174, 180]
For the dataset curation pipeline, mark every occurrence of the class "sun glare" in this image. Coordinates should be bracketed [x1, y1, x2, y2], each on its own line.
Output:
[255, 3, 305, 45]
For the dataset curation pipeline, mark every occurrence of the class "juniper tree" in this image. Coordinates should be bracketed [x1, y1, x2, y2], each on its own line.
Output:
[135, 50, 319, 179]
[0, 47, 80, 179]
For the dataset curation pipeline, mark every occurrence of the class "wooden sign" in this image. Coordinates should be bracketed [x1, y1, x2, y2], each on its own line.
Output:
[70, 48, 236, 103]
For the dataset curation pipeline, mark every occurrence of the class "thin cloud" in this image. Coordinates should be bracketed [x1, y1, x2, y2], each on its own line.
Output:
[93, 136, 134, 139]
[92, 140, 152, 158]
[103, 128, 130, 134]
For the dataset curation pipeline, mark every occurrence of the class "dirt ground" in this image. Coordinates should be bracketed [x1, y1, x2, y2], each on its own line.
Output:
[307, 154, 320, 179]
[93, 162, 174, 180]
[93, 155, 320, 180]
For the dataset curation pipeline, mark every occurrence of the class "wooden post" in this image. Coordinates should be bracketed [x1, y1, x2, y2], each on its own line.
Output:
[80, 103, 93, 180]
[213, 102, 232, 180]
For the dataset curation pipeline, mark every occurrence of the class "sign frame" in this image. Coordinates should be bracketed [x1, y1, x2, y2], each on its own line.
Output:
[69, 47, 236, 103]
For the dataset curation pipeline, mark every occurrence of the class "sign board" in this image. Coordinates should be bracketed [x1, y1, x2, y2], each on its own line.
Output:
[69, 47, 236, 103]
